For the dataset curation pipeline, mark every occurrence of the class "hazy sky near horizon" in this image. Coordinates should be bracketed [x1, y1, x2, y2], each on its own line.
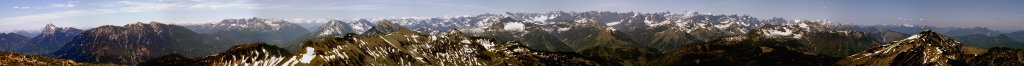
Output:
[1, 0, 1022, 32]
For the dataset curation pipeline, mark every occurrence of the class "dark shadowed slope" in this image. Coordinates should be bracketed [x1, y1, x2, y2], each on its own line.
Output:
[652, 35, 840, 66]
[50, 22, 222, 64]
[0, 33, 29, 52]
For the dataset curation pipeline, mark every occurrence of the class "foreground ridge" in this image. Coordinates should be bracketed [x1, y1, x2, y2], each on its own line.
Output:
[0, 51, 114, 66]
[838, 30, 967, 66]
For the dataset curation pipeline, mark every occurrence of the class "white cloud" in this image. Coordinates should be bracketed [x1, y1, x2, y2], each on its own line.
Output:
[413, 0, 487, 9]
[115, 0, 257, 12]
[11, 6, 31, 9]
[187, 2, 257, 9]
[264, 4, 382, 11]
[0, 0, 259, 25]
[504, 22, 526, 31]
[590, 0, 634, 8]
[0, 10, 93, 25]
[49, 3, 75, 8]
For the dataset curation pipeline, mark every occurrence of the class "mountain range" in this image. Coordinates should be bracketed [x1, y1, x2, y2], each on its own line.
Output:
[183, 17, 312, 46]
[0, 11, 1023, 65]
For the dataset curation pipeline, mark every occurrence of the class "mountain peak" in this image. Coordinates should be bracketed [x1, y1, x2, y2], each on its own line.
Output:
[375, 20, 398, 27]
[361, 20, 406, 35]
[325, 20, 343, 24]
[18, 23, 83, 55]
[126, 22, 165, 26]
[901, 29, 959, 46]
[917, 29, 938, 36]
[42, 24, 59, 33]
[312, 20, 356, 37]
[39, 24, 81, 36]
[498, 17, 520, 22]
[838, 30, 966, 66]
[44, 23, 57, 29]
[445, 29, 469, 39]
[447, 28, 464, 35]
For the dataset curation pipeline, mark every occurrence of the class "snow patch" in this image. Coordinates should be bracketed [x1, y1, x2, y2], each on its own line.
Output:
[713, 24, 731, 29]
[479, 39, 494, 49]
[905, 34, 922, 40]
[557, 27, 571, 32]
[299, 47, 316, 63]
[798, 22, 810, 28]
[901, 24, 915, 27]
[461, 40, 471, 44]
[605, 21, 621, 26]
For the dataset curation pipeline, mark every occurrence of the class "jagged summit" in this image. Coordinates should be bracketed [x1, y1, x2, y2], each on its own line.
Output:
[837, 30, 967, 66]
[42, 24, 58, 33]
[38, 24, 81, 37]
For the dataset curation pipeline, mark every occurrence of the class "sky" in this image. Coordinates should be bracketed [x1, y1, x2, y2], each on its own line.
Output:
[1, 0, 1022, 32]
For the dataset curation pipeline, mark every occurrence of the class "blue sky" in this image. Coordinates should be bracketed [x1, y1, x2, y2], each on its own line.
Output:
[1, 0, 1023, 32]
